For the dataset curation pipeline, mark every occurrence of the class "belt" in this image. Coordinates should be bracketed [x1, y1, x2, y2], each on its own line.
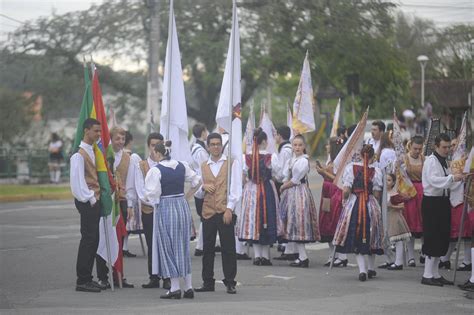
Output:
[161, 193, 185, 199]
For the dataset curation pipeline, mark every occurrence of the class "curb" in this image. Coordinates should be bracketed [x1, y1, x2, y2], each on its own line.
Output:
[0, 192, 72, 203]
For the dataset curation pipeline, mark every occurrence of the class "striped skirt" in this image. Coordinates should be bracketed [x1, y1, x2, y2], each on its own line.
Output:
[278, 184, 320, 243]
[152, 195, 192, 278]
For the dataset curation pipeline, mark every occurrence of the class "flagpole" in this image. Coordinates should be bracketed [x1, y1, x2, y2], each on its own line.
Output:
[165, 0, 174, 140]
[227, 0, 236, 193]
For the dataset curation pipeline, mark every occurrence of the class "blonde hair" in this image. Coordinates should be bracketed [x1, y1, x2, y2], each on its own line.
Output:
[110, 126, 126, 139]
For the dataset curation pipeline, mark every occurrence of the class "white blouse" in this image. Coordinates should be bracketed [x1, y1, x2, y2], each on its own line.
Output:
[283, 154, 310, 185]
[422, 155, 454, 197]
[342, 162, 383, 191]
[134, 157, 157, 207]
[378, 148, 396, 171]
[144, 159, 200, 205]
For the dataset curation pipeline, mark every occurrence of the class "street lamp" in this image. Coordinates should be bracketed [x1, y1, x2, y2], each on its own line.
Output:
[417, 55, 429, 108]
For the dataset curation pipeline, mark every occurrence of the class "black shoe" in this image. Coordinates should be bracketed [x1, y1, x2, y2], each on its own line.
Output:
[387, 264, 403, 270]
[434, 276, 454, 286]
[162, 278, 171, 290]
[419, 256, 425, 264]
[76, 282, 101, 293]
[439, 260, 451, 270]
[290, 258, 309, 268]
[277, 244, 285, 253]
[359, 273, 367, 282]
[214, 246, 221, 253]
[116, 279, 134, 288]
[368, 270, 377, 279]
[160, 290, 181, 299]
[323, 259, 332, 267]
[457, 263, 472, 272]
[91, 280, 107, 290]
[236, 253, 251, 260]
[260, 258, 273, 266]
[333, 259, 348, 267]
[194, 249, 204, 256]
[123, 250, 137, 258]
[421, 277, 443, 287]
[142, 278, 160, 288]
[194, 284, 215, 292]
[458, 280, 474, 292]
[226, 284, 237, 294]
[378, 262, 392, 269]
[408, 259, 416, 267]
[274, 253, 297, 261]
[98, 279, 111, 289]
[253, 257, 262, 266]
[183, 289, 194, 299]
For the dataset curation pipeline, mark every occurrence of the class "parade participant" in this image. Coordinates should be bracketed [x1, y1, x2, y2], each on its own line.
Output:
[459, 147, 474, 292]
[316, 136, 347, 267]
[402, 136, 425, 267]
[133, 132, 170, 289]
[365, 121, 385, 155]
[191, 123, 212, 257]
[420, 133, 464, 287]
[144, 141, 201, 299]
[70, 118, 103, 293]
[124, 130, 143, 235]
[333, 144, 384, 282]
[48, 132, 63, 184]
[240, 128, 279, 266]
[386, 173, 412, 270]
[194, 133, 241, 294]
[279, 135, 320, 268]
[95, 127, 135, 288]
[377, 132, 396, 171]
[271, 126, 298, 261]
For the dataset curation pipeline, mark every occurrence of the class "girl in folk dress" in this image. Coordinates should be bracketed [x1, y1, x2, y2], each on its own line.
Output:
[279, 135, 320, 267]
[316, 137, 347, 267]
[239, 128, 279, 266]
[386, 173, 412, 270]
[144, 141, 201, 300]
[333, 145, 384, 281]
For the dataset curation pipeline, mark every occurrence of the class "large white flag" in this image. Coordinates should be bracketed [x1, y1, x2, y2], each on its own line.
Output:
[259, 106, 277, 154]
[330, 99, 341, 137]
[243, 103, 255, 154]
[160, 4, 192, 163]
[292, 51, 316, 134]
[215, 0, 242, 166]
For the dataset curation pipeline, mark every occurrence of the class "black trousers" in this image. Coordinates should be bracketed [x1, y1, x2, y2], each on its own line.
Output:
[202, 213, 237, 286]
[142, 211, 159, 280]
[75, 199, 100, 285]
[195, 197, 204, 219]
[421, 195, 451, 257]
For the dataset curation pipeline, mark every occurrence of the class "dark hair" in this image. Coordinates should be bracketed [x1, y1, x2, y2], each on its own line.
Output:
[154, 140, 172, 157]
[51, 132, 61, 142]
[147, 132, 164, 147]
[207, 132, 222, 146]
[293, 134, 306, 144]
[253, 128, 267, 145]
[329, 137, 344, 161]
[388, 173, 396, 183]
[411, 135, 424, 145]
[361, 144, 375, 159]
[83, 118, 100, 131]
[435, 133, 451, 147]
[372, 120, 386, 133]
[125, 130, 133, 147]
[336, 126, 346, 138]
[379, 132, 394, 152]
[276, 126, 291, 141]
[192, 123, 207, 138]
[347, 124, 357, 138]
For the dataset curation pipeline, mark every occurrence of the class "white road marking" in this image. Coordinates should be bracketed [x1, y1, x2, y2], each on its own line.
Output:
[264, 274, 295, 280]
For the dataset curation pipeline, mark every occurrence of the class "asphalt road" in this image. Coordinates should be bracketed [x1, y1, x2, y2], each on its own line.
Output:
[1, 172, 473, 314]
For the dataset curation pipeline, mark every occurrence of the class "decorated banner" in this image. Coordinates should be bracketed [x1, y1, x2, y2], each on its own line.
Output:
[292, 51, 316, 134]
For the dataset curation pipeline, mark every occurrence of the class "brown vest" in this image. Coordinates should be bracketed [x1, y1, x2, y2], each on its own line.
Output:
[78, 148, 100, 200]
[201, 159, 229, 219]
[139, 160, 154, 214]
[115, 151, 130, 201]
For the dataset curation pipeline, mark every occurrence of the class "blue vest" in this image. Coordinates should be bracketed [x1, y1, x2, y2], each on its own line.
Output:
[156, 162, 185, 196]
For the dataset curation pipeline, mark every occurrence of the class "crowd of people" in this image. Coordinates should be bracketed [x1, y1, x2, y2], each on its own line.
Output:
[70, 116, 474, 299]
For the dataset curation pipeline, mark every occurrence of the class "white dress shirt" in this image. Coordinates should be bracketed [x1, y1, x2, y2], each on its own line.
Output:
[114, 150, 137, 207]
[70, 141, 97, 205]
[271, 142, 292, 183]
[191, 142, 209, 176]
[144, 159, 201, 205]
[195, 154, 242, 211]
[422, 154, 454, 197]
[283, 154, 310, 185]
[365, 137, 380, 155]
[134, 157, 157, 207]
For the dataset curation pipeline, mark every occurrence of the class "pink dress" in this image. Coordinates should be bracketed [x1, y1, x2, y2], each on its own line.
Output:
[402, 156, 424, 238]
[318, 164, 343, 243]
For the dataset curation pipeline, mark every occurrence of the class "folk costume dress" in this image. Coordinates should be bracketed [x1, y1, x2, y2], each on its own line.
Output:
[333, 161, 384, 256]
[318, 162, 343, 243]
[279, 154, 320, 243]
[239, 150, 279, 245]
[402, 154, 424, 238]
[144, 159, 200, 279]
